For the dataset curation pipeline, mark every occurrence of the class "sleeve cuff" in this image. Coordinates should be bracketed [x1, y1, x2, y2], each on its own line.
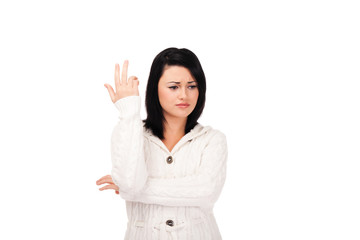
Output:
[114, 95, 141, 118]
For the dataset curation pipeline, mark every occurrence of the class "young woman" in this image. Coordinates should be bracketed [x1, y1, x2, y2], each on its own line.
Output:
[96, 48, 228, 240]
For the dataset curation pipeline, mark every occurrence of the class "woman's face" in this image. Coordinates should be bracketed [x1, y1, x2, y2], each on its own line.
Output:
[158, 65, 199, 121]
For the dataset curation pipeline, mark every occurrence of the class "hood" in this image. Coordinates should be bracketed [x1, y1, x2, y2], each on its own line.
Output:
[142, 123, 212, 154]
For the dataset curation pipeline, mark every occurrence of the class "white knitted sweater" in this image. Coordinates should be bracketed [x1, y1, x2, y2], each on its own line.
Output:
[110, 96, 228, 240]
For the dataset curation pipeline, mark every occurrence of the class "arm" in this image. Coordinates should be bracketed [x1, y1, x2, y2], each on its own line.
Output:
[110, 96, 148, 195]
[104, 61, 148, 196]
[121, 131, 228, 208]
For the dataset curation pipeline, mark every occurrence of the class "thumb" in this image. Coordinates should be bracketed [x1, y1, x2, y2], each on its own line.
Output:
[104, 84, 115, 103]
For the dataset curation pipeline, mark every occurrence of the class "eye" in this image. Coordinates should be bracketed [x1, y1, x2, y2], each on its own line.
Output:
[169, 86, 178, 90]
[188, 85, 197, 89]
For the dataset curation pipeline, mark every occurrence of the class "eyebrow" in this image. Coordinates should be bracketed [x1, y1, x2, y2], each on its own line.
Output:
[167, 81, 197, 84]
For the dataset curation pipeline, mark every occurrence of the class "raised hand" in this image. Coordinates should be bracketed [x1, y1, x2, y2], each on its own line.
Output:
[96, 174, 120, 195]
[104, 60, 139, 103]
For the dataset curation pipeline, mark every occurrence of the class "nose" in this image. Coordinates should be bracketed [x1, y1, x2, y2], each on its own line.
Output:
[178, 87, 187, 99]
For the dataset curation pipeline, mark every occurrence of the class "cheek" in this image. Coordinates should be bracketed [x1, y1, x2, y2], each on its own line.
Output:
[158, 88, 173, 105]
[192, 90, 199, 102]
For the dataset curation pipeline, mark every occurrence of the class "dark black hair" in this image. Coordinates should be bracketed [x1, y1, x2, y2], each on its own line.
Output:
[142, 47, 206, 140]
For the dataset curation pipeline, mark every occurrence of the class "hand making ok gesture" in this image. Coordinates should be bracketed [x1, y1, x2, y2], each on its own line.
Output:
[104, 60, 139, 103]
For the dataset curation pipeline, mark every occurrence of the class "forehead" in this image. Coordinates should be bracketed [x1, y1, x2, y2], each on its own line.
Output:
[159, 65, 195, 83]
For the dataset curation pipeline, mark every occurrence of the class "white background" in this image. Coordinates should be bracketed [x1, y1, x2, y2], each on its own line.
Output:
[0, 0, 359, 239]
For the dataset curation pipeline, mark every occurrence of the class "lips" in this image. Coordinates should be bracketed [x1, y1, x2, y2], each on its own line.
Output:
[176, 103, 190, 106]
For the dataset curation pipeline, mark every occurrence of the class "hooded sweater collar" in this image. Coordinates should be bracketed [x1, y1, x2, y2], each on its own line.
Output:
[143, 123, 212, 155]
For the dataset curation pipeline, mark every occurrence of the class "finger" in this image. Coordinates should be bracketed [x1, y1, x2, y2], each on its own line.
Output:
[115, 63, 121, 91]
[128, 76, 138, 88]
[133, 79, 139, 88]
[97, 180, 115, 186]
[104, 84, 115, 102]
[121, 60, 129, 85]
[99, 184, 118, 191]
[96, 180, 115, 185]
[96, 177, 114, 185]
[96, 181, 114, 186]
[96, 175, 113, 185]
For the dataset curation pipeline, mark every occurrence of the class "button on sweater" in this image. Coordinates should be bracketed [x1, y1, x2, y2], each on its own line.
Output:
[110, 96, 228, 240]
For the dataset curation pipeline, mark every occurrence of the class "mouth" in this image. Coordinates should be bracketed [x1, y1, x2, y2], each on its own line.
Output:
[176, 103, 190, 108]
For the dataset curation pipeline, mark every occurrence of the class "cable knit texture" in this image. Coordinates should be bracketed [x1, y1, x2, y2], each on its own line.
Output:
[110, 95, 228, 240]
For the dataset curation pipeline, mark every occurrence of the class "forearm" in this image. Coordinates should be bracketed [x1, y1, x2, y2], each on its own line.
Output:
[138, 173, 226, 207]
[110, 96, 148, 194]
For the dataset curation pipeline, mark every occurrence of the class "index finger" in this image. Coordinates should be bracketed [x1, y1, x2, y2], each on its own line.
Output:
[121, 60, 129, 85]
[114, 64, 120, 91]
[96, 175, 112, 184]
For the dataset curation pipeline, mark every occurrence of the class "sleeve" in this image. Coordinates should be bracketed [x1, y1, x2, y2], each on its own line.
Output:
[110, 95, 148, 196]
[122, 130, 228, 208]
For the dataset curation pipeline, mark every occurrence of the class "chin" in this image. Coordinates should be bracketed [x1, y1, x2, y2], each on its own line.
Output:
[166, 111, 191, 119]
[174, 113, 190, 118]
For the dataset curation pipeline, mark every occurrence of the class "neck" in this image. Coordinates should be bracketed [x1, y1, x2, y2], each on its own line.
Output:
[163, 114, 187, 137]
